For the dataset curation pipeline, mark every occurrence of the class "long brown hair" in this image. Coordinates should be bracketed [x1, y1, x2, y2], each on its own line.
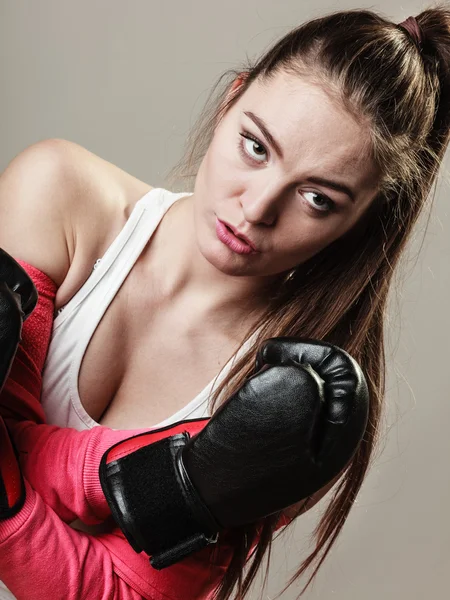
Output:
[164, 6, 450, 599]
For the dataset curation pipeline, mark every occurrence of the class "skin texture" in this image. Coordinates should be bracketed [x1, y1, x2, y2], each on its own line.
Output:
[145, 70, 381, 329]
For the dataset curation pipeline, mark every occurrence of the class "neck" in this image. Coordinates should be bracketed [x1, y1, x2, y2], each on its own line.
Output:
[146, 194, 271, 325]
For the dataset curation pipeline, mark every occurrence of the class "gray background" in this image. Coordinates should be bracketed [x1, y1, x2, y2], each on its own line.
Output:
[1, 1, 449, 598]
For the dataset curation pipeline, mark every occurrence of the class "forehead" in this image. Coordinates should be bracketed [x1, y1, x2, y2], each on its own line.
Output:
[238, 71, 378, 188]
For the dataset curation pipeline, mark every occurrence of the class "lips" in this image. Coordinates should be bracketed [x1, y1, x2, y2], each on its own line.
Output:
[220, 220, 258, 252]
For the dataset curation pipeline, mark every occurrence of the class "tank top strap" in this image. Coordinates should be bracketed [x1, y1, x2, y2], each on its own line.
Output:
[53, 187, 190, 329]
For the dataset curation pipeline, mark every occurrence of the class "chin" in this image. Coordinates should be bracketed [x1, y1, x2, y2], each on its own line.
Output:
[202, 247, 244, 276]
[197, 237, 257, 277]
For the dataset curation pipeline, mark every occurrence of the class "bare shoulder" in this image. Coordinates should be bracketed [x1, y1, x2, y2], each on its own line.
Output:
[0, 138, 77, 285]
[0, 138, 153, 305]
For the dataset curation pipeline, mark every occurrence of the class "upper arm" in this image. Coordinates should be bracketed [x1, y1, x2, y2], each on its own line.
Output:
[0, 139, 80, 287]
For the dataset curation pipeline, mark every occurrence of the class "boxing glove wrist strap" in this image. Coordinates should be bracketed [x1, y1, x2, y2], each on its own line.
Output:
[99, 432, 220, 570]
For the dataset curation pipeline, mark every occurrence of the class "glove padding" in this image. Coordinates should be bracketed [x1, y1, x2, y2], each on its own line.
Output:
[0, 248, 38, 519]
[100, 338, 369, 569]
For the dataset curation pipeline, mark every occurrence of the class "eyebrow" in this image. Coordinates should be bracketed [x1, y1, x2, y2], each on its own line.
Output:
[243, 110, 357, 203]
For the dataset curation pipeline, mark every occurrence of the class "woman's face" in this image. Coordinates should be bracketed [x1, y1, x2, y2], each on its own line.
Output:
[192, 70, 381, 279]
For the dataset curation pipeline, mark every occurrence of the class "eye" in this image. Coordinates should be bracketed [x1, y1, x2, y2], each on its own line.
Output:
[301, 191, 336, 215]
[238, 131, 268, 163]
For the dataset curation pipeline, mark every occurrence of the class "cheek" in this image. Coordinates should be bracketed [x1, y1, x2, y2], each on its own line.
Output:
[276, 217, 343, 262]
[205, 130, 242, 181]
[197, 146, 244, 216]
[198, 146, 222, 194]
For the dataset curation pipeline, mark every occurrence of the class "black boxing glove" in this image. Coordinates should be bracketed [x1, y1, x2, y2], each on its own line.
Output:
[0, 248, 38, 519]
[99, 337, 369, 569]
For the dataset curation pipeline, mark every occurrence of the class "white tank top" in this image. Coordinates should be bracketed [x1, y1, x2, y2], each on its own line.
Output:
[40, 186, 257, 431]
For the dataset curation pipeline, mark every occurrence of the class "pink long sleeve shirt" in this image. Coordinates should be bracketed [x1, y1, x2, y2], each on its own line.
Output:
[0, 261, 290, 600]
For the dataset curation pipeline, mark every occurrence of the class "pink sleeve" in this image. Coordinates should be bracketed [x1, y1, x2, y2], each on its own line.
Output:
[10, 417, 292, 530]
[8, 419, 147, 524]
[0, 481, 144, 600]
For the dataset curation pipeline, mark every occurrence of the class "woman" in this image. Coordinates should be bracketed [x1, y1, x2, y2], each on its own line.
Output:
[0, 5, 449, 599]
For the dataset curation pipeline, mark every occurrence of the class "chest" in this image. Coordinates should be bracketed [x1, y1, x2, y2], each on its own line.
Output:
[77, 281, 240, 429]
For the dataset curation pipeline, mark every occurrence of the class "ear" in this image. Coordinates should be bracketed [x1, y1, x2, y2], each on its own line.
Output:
[215, 72, 250, 128]
[227, 71, 250, 98]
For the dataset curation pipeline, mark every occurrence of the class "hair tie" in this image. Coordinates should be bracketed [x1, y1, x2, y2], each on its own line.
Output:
[398, 16, 423, 49]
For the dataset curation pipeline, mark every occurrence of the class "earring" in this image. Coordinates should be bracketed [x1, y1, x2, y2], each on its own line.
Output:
[284, 269, 296, 283]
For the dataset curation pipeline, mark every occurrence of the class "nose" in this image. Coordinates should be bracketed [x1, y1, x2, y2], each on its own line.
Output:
[239, 185, 285, 226]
